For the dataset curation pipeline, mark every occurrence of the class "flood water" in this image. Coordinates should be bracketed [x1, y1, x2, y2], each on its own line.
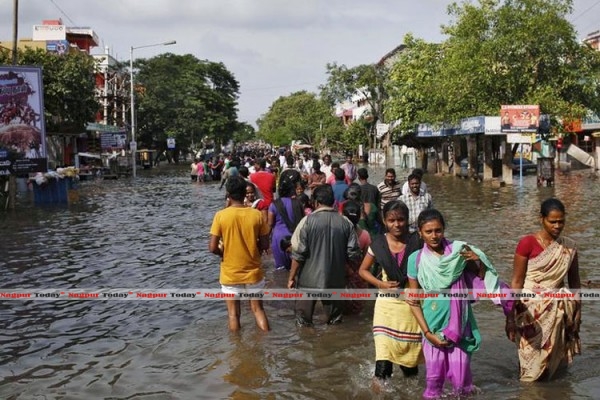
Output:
[1, 164, 599, 399]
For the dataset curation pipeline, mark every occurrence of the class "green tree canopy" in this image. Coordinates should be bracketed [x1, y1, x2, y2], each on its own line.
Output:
[231, 121, 256, 144]
[134, 54, 239, 153]
[385, 34, 443, 133]
[386, 0, 600, 132]
[257, 91, 344, 150]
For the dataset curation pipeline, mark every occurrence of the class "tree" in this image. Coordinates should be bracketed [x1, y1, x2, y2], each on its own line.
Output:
[320, 62, 388, 124]
[257, 91, 344, 150]
[1, 47, 99, 133]
[386, 0, 600, 130]
[385, 34, 444, 134]
[341, 117, 372, 152]
[319, 61, 392, 151]
[441, 0, 600, 120]
[133, 54, 239, 157]
[231, 122, 256, 145]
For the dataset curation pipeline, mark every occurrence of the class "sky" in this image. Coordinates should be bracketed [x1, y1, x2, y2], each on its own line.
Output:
[1, 0, 599, 128]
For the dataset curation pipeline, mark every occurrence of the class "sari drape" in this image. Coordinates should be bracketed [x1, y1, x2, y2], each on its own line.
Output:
[515, 236, 581, 381]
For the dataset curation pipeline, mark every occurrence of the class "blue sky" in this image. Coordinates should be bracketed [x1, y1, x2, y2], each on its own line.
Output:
[1, 0, 599, 127]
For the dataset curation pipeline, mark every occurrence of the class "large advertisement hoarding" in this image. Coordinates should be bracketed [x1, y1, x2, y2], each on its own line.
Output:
[500, 105, 540, 133]
[32, 24, 66, 41]
[0, 66, 48, 174]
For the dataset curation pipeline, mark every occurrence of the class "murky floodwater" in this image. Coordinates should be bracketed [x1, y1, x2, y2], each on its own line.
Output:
[1, 164, 599, 399]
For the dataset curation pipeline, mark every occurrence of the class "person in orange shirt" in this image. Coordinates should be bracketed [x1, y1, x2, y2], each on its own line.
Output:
[209, 176, 271, 332]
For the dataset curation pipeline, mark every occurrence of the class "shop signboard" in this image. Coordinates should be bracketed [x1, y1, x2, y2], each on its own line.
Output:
[581, 111, 600, 130]
[100, 132, 127, 150]
[459, 116, 485, 135]
[0, 66, 47, 173]
[417, 124, 456, 137]
[484, 116, 502, 135]
[86, 122, 125, 133]
[506, 133, 535, 144]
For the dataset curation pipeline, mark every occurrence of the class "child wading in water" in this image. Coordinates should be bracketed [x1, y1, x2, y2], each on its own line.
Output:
[209, 176, 271, 332]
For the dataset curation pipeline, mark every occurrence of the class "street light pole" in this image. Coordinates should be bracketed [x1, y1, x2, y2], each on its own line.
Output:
[12, 0, 18, 65]
[129, 40, 176, 178]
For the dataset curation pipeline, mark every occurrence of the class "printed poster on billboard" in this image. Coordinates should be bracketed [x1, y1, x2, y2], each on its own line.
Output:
[0, 66, 48, 174]
[500, 105, 540, 133]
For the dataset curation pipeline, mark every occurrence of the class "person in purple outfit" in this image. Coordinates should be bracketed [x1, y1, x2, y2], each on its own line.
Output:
[268, 178, 304, 270]
[407, 209, 512, 399]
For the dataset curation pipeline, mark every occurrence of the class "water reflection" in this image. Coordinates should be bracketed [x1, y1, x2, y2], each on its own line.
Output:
[0, 165, 598, 398]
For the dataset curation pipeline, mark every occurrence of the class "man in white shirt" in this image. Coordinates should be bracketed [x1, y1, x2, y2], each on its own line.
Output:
[320, 154, 333, 180]
[401, 168, 428, 196]
[399, 172, 433, 233]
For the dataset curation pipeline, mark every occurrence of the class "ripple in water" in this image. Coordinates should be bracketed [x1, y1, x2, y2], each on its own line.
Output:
[0, 165, 598, 398]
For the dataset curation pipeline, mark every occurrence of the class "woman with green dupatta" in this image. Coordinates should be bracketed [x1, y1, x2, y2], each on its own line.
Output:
[407, 209, 512, 399]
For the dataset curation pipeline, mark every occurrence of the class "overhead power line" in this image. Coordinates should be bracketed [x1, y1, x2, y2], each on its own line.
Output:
[48, 0, 76, 25]
[570, 0, 600, 23]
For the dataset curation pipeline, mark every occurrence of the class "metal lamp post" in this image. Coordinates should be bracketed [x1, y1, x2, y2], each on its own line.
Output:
[129, 40, 176, 178]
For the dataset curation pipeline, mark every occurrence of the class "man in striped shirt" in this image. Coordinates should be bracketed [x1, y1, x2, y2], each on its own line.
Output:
[377, 168, 402, 210]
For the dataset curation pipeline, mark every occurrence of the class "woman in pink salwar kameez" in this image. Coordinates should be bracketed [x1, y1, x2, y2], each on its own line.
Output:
[407, 209, 512, 399]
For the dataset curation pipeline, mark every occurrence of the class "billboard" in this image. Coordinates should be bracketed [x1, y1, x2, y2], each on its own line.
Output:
[0, 66, 48, 174]
[500, 105, 540, 133]
[46, 40, 69, 55]
[32, 24, 66, 41]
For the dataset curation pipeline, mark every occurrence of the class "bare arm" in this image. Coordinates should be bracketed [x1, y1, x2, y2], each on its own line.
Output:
[267, 211, 275, 230]
[460, 245, 484, 279]
[506, 253, 528, 341]
[568, 252, 581, 289]
[568, 252, 582, 331]
[209, 234, 222, 257]
[511, 254, 528, 290]
[288, 259, 302, 289]
[258, 234, 270, 252]
[260, 209, 269, 226]
[407, 277, 447, 347]
[358, 253, 399, 289]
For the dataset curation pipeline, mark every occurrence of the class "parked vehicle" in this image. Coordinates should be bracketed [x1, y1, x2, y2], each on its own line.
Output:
[512, 158, 537, 174]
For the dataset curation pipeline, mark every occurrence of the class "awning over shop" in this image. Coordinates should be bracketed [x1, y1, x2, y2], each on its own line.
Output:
[77, 152, 101, 159]
[416, 124, 456, 138]
[459, 116, 485, 135]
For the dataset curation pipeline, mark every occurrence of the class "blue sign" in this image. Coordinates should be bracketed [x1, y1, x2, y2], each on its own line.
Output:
[46, 40, 69, 55]
[459, 116, 485, 135]
[417, 124, 457, 137]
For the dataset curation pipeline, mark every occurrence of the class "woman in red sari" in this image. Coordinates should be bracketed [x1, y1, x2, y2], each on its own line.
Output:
[506, 198, 581, 381]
